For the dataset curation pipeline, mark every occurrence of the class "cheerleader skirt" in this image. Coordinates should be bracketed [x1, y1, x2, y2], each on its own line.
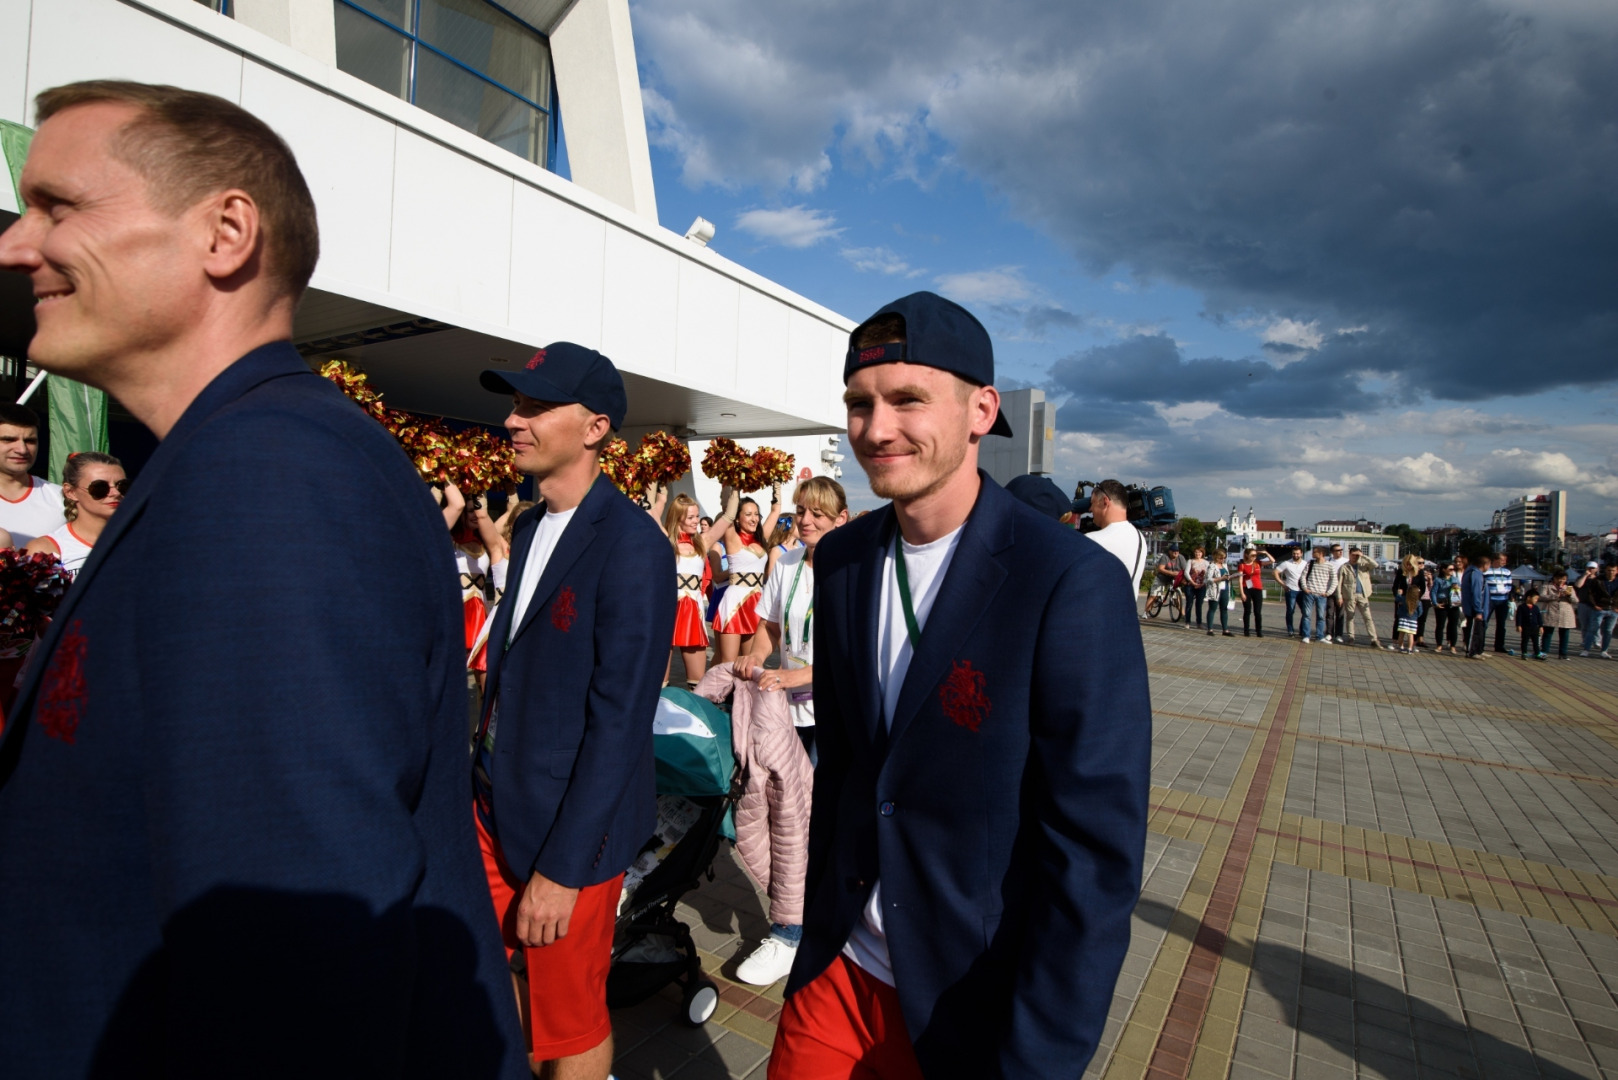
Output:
[464, 596, 489, 673]
[713, 586, 762, 636]
[673, 595, 710, 648]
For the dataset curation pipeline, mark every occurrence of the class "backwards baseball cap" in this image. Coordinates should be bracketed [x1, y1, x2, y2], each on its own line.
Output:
[1591, 561, 1602, 568]
[480, 342, 628, 430]
[844, 291, 1012, 437]
[1005, 473, 1070, 522]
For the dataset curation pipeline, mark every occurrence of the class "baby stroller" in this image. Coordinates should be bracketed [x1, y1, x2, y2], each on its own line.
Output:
[606, 687, 742, 1027]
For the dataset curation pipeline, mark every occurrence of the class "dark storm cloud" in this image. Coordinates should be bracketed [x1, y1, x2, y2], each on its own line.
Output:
[1050, 333, 1390, 424]
[635, 0, 1618, 412]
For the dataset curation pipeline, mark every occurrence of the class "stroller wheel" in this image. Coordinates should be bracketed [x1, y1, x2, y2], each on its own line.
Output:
[682, 979, 719, 1027]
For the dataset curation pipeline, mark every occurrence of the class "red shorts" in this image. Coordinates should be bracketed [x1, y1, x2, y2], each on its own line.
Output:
[476, 809, 622, 1059]
[768, 955, 923, 1080]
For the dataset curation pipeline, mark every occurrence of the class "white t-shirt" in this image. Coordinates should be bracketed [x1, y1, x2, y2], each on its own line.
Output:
[1276, 558, 1307, 591]
[505, 504, 579, 643]
[843, 523, 965, 988]
[755, 545, 817, 727]
[1086, 521, 1147, 597]
[0, 476, 65, 547]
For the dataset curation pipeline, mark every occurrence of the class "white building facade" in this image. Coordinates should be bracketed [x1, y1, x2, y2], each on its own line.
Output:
[1, 0, 854, 475]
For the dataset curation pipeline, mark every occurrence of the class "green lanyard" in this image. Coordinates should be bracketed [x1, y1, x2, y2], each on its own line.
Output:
[893, 530, 922, 649]
[783, 556, 813, 653]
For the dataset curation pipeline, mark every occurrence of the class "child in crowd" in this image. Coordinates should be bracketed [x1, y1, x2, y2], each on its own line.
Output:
[1394, 582, 1421, 653]
[1515, 590, 1545, 660]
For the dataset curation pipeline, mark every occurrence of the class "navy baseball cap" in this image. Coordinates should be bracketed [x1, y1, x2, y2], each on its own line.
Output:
[844, 291, 1012, 437]
[480, 342, 628, 430]
[1005, 474, 1070, 521]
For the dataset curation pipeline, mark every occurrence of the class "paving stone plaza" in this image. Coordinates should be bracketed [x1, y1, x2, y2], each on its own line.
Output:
[610, 608, 1618, 1079]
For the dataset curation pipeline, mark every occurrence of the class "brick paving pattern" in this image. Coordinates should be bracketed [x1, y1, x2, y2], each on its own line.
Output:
[610, 604, 1618, 1079]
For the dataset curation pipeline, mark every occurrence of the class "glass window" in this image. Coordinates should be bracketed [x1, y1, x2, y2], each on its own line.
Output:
[334, 3, 410, 99]
[333, 0, 554, 168]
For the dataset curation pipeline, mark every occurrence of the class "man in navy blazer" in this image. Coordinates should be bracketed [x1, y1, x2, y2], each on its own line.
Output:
[472, 344, 675, 1078]
[771, 293, 1152, 1078]
[0, 83, 526, 1077]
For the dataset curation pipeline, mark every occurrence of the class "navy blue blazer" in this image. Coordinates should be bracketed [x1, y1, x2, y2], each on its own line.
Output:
[790, 474, 1152, 1077]
[0, 344, 527, 1079]
[479, 473, 674, 889]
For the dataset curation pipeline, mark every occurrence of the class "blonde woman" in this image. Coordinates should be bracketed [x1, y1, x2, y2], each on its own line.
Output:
[663, 487, 737, 685]
[25, 451, 125, 578]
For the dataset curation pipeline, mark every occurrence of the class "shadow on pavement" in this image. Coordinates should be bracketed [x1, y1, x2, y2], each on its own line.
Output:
[1134, 897, 1592, 1079]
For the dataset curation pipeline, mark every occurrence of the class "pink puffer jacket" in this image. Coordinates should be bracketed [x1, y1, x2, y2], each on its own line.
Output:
[695, 663, 813, 925]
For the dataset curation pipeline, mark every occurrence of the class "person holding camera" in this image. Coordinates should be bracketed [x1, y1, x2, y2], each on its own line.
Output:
[1083, 479, 1147, 598]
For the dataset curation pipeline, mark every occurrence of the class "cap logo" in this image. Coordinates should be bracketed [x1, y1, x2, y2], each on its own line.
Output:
[525, 349, 547, 370]
[857, 346, 886, 364]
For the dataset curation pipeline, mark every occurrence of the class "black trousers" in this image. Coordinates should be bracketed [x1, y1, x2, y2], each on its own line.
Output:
[1415, 601, 1430, 642]
[1433, 606, 1459, 646]
[1491, 601, 1512, 651]
[1243, 588, 1264, 634]
[1466, 616, 1488, 657]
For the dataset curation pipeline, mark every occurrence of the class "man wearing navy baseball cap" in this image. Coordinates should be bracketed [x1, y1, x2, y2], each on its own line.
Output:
[472, 342, 675, 1078]
[773, 292, 1151, 1077]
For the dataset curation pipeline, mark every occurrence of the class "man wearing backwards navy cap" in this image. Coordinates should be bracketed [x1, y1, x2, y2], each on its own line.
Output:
[472, 342, 675, 1079]
[771, 292, 1151, 1078]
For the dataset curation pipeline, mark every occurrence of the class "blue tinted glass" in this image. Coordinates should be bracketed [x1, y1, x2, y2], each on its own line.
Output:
[334, 2, 411, 99]
[413, 47, 547, 164]
[417, 0, 549, 104]
[341, 0, 409, 29]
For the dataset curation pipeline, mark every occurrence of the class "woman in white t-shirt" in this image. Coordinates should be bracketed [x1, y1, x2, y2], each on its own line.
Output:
[731, 475, 849, 986]
[25, 451, 125, 578]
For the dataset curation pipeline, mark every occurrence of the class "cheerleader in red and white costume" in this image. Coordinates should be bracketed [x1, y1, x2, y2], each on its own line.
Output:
[660, 485, 736, 686]
[440, 482, 513, 689]
[25, 451, 124, 578]
[712, 483, 782, 665]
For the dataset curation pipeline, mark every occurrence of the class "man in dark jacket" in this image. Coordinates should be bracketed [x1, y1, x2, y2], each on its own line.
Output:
[771, 292, 1151, 1078]
[1461, 556, 1491, 659]
[472, 344, 675, 1078]
[0, 81, 525, 1078]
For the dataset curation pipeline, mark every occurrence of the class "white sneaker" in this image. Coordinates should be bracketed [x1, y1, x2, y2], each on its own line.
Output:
[736, 935, 798, 986]
[1301, 638, 1311, 645]
[1581, 651, 1591, 657]
[1604, 651, 1614, 659]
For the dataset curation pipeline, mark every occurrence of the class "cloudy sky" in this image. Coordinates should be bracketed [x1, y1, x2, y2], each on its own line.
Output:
[622, 0, 1618, 534]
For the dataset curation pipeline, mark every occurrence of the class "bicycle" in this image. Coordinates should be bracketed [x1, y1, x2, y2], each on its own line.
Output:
[1145, 580, 1184, 622]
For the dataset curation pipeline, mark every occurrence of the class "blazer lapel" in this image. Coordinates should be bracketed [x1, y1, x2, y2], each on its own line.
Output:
[850, 508, 892, 753]
[5, 344, 310, 740]
[506, 476, 610, 648]
[883, 476, 1013, 754]
[481, 508, 536, 699]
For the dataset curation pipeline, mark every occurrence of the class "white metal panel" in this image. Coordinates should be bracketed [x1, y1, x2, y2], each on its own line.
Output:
[507, 181, 606, 349]
[241, 61, 395, 295]
[0, 0, 31, 127]
[735, 287, 789, 410]
[788, 311, 845, 427]
[25, 0, 243, 119]
[389, 129, 514, 328]
[674, 259, 739, 389]
[599, 225, 677, 375]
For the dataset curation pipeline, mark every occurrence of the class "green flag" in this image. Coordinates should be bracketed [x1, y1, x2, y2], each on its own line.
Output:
[1, 120, 111, 481]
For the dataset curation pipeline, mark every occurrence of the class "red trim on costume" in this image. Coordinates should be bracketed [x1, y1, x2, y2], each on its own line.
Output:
[672, 596, 709, 647]
[714, 590, 762, 636]
[35, 536, 60, 555]
[66, 522, 93, 548]
[0, 480, 36, 505]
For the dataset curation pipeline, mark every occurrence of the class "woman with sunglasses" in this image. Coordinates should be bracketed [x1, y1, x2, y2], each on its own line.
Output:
[24, 451, 125, 577]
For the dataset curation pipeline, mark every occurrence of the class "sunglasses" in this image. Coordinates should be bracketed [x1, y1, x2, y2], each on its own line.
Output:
[83, 478, 131, 500]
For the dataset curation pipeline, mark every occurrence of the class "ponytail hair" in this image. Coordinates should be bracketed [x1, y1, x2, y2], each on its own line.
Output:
[62, 450, 123, 522]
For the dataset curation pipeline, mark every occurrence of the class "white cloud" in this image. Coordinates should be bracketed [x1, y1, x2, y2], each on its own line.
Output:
[1480, 448, 1582, 488]
[1286, 470, 1371, 497]
[1385, 452, 1468, 493]
[1158, 402, 1222, 425]
[733, 205, 842, 248]
[1226, 486, 1255, 499]
[1262, 318, 1325, 352]
[933, 266, 1035, 305]
[840, 245, 919, 276]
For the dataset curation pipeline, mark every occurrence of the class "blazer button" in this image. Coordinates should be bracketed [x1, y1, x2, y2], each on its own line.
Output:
[879, 801, 896, 817]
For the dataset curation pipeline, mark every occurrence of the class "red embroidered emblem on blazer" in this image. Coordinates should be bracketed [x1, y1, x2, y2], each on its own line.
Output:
[939, 659, 990, 732]
[552, 586, 578, 632]
[38, 620, 88, 744]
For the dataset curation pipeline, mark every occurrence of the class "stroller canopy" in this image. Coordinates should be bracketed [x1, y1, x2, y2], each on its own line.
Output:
[654, 688, 735, 799]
